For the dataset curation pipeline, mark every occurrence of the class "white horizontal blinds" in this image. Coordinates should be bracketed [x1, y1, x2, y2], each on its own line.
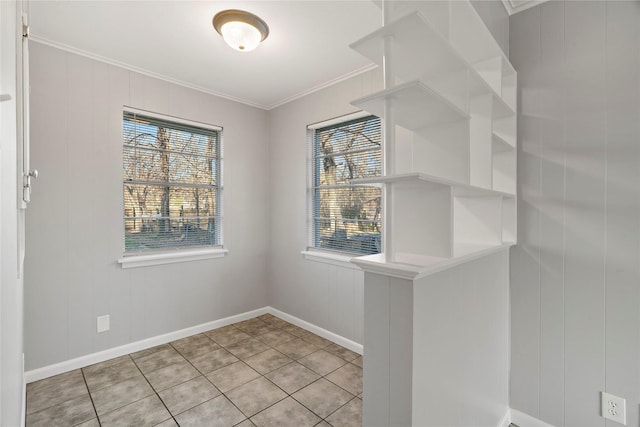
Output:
[123, 111, 222, 253]
[312, 115, 382, 255]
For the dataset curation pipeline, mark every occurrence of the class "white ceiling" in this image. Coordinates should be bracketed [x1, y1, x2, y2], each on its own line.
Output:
[29, 1, 382, 110]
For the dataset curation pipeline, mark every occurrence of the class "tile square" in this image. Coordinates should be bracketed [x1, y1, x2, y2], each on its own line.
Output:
[226, 377, 287, 417]
[75, 419, 100, 427]
[244, 349, 293, 375]
[99, 394, 171, 426]
[144, 360, 200, 391]
[26, 393, 96, 427]
[26, 369, 88, 414]
[326, 363, 363, 396]
[260, 316, 290, 329]
[326, 397, 362, 427]
[298, 350, 347, 376]
[279, 324, 310, 338]
[292, 378, 353, 419]
[171, 334, 220, 359]
[250, 397, 320, 427]
[206, 361, 261, 393]
[206, 327, 252, 347]
[130, 343, 173, 360]
[300, 333, 333, 348]
[226, 338, 270, 359]
[236, 420, 256, 427]
[190, 347, 239, 375]
[81, 355, 132, 377]
[237, 321, 277, 337]
[83, 359, 143, 392]
[352, 355, 363, 368]
[273, 338, 318, 360]
[155, 419, 180, 427]
[256, 330, 296, 347]
[174, 395, 245, 427]
[324, 343, 360, 362]
[135, 346, 185, 375]
[158, 375, 221, 416]
[264, 362, 321, 394]
[234, 317, 263, 328]
[91, 375, 154, 416]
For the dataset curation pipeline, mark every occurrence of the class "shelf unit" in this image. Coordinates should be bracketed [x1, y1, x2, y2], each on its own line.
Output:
[349, 1, 517, 274]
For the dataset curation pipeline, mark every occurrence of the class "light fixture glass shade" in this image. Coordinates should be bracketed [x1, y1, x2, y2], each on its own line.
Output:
[220, 21, 262, 52]
[213, 10, 269, 52]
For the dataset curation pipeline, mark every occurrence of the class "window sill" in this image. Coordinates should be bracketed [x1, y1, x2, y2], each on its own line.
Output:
[118, 248, 228, 269]
[301, 250, 359, 270]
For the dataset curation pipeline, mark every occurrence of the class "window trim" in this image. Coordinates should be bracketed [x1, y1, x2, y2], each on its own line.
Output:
[121, 106, 224, 260]
[306, 111, 382, 259]
[118, 248, 228, 269]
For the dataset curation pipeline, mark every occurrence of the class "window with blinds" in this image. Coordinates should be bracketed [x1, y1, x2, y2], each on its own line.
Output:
[310, 113, 382, 255]
[122, 109, 222, 253]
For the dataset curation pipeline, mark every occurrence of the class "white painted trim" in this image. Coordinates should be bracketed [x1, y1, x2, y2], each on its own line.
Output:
[301, 250, 359, 270]
[24, 307, 269, 383]
[510, 409, 556, 427]
[268, 307, 363, 355]
[28, 36, 268, 110]
[268, 63, 378, 110]
[351, 244, 512, 281]
[307, 110, 371, 130]
[117, 248, 228, 269]
[498, 408, 512, 427]
[123, 106, 222, 132]
[25, 306, 362, 383]
[28, 36, 377, 111]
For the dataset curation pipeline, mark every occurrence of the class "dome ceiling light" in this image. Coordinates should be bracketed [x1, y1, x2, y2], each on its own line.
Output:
[212, 9, 269, 52]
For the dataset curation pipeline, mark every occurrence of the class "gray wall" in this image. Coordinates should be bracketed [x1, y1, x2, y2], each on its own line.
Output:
[266, 0, 510, 349]
[25, 42, 271, 370]
[1, 1, 25, 424]
[24, 0, 511, 372]
[510, 2, 640, 426]
[266, 68, 383, 345]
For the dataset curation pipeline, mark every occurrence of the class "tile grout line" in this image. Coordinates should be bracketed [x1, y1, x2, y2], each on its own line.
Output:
[28, 314, 362, 427]
[79, 368, 102, 426]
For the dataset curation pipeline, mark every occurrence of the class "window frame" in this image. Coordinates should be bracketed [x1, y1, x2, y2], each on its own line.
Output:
[306, 111, 382, 259]
[119, 107, 225, 266]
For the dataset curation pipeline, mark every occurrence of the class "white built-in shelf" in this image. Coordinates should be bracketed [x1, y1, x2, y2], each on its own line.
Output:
[351, 80, 469, 131]
[350, 10, 468, 81]
[351, 243, 513, 280]
[348, 0, 517, 277]
[352, 172, 515, 198]
[492, 132, 515, 153]
[350, 10, 515, 117]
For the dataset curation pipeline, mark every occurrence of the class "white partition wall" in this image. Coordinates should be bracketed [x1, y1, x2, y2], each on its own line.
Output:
[351, 1, 516, 425]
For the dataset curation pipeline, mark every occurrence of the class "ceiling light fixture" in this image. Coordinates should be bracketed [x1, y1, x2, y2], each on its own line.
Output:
[212, 9, 269, 52]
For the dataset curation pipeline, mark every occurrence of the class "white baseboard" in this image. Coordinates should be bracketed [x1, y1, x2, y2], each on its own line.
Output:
[498, 408, 512, 427]
[24, 307, 269, 383]
[25, 306, 363, 384]
[510, 409, 556, 427]
[267, 307, 363, 355]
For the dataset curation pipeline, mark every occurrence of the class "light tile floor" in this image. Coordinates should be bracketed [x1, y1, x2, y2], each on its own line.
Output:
[25, 314, 363, 427]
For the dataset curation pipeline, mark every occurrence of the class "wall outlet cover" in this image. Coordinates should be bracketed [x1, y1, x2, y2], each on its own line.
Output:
[96, 315, 110, 333]
[601, 391, 626, 425]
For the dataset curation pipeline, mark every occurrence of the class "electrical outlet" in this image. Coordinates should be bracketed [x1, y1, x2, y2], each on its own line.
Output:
[96, 315, 110, 333]
[601, 392, 626, 425]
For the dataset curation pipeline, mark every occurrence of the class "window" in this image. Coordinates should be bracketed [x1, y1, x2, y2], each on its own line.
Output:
[122, 109, 222, 253]
[309, 113, 382, 255]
